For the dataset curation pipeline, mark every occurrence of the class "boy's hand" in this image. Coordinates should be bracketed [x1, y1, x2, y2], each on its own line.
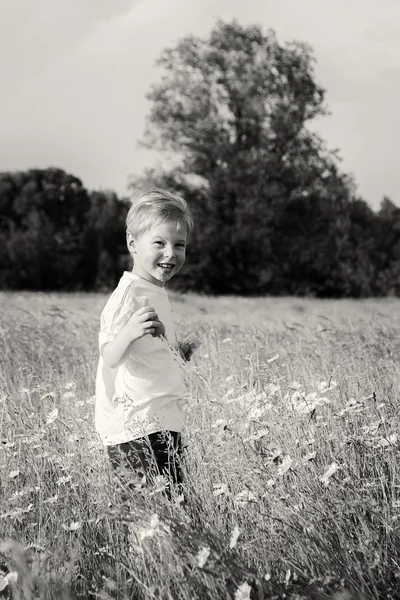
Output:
[146, 314, 165, 338]
[126, 306, 164, 341]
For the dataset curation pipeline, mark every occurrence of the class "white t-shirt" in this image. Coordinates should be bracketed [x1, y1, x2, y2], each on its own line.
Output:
[95, 271, 185, 445]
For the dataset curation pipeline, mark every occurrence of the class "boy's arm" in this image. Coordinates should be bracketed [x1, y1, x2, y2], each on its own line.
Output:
[102, 326, 135, 369]
[102, 305, 162, 369]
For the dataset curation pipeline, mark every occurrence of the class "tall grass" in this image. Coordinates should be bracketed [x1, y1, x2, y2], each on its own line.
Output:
[1, 291, 400, 599]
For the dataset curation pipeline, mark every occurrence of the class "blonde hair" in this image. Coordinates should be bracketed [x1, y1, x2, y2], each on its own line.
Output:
[126, 188, 193, 239]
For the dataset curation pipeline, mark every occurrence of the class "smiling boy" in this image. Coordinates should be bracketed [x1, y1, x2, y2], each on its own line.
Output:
[95, 188, 193, 495]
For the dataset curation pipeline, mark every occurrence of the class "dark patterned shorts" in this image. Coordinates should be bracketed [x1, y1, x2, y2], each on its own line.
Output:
[107, 430, 183, 492]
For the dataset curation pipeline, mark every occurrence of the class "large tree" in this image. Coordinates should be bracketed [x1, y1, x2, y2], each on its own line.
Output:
[131, 20, 360, 295]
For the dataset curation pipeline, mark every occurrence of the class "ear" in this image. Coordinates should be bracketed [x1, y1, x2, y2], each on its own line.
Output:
[126, 232, 136, 254]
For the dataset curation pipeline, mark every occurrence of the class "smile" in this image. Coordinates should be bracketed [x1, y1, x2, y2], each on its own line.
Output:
[158, 263, 174, 270]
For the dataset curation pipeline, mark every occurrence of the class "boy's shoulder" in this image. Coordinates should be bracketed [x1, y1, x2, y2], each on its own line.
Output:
[102, 272, 143, 315]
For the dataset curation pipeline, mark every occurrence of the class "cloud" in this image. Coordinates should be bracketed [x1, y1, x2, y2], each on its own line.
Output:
[1, 0, 400, 205]
[0, 0, 138, 83]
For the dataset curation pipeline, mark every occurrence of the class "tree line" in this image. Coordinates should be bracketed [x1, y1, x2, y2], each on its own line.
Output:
[0, 168, 130, 291]
[1, 21, 400, 297]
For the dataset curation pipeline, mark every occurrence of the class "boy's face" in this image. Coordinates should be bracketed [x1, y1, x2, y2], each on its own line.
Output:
[128, 219, 187, 287]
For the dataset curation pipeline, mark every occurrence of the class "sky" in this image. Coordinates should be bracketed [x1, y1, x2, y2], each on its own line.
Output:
[0, 0, 399, 210]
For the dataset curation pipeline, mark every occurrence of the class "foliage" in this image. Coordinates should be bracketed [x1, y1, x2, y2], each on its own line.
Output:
[131, 20, 400, 297]
[87, 190, 131, 290]
[1, 22, 400, 296]
[0, 169, 129, 291]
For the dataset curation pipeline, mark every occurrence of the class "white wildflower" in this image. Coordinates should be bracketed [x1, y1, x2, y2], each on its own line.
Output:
[229, 525, 240, 549]
[321, 462, 339, 486]
[234, 581, 252, 600]
[197, 546, 210, 568]
[46, 408, 59, 424]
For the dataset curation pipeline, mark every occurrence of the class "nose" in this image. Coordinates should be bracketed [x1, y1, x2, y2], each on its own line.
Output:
[163, 244, 176, 259]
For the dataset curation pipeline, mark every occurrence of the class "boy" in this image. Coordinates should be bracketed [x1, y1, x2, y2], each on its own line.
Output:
[95, 188, 193, 495]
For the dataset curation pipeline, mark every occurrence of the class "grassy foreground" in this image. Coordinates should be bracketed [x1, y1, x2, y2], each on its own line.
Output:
[1, 291, 400, 599]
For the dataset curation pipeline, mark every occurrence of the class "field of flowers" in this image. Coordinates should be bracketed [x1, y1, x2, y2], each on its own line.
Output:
[1, 291, 400, 600]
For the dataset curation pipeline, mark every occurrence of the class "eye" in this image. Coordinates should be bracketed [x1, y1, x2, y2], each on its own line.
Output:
[176, 243, 186, 249]
[154, 241, 164, 246]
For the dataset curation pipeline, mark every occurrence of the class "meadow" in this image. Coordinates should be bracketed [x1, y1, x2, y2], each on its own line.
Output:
[1, 290, 400, 600]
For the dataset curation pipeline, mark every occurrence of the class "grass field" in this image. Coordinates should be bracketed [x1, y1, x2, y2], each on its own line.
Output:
[1, 291, 400, 599]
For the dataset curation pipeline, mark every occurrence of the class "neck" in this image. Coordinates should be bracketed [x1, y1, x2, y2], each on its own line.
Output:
[131, 267, 165, 288]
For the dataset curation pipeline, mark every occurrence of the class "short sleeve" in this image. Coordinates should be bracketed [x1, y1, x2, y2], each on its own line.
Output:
[98, 280, 143, 351]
